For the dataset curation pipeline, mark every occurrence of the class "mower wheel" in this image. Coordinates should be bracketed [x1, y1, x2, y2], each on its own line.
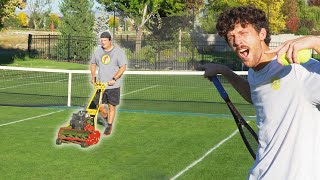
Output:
[56, 138, 62, 145]
[80, 142, 88, 148]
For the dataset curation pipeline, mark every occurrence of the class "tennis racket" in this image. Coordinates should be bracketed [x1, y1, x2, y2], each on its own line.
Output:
[212, 76, 259, 159]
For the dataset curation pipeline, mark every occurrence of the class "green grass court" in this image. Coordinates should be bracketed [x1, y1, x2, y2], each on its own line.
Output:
[1, 106, 254, 179]
[0, 64, 257, 179]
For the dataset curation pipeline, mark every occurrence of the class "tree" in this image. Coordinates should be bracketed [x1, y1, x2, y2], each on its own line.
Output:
[60, 0, 95, 37]
[58, 0, 95, 61]
[17, 11, 28, 27]
[143, 0, 204, 41]
[285, 17, 299, 33]
[3, 13, 19, 28]
[238, 0, 286, 34]
[49, 13, 61, 30]
[93, 6, 110, 34]
[108, 16, 120, 30]
[282, 0, 299, 33]
[96, 0, 193, 51]
[200, 0, 241, 34]
[201, 0, 286, 34]
[27, 0, 52, 29]
[0, 0, 26, 30]
[308, 0, 320, 6]
[297, 0, 320, 34]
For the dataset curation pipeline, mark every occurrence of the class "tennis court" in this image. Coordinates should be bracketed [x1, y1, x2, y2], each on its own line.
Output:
[0, 66, 256, 179]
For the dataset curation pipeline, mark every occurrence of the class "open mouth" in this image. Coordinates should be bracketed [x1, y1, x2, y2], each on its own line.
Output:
[239, 49, 250, 58]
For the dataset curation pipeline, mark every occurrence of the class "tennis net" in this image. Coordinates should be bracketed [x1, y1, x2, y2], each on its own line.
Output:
[0, 66, 254, 116]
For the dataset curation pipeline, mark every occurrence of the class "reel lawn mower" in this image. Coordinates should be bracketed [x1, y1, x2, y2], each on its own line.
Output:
[55, 81, 106, 148]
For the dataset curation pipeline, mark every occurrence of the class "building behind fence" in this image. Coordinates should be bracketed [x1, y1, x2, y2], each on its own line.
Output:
[28, 34, 319, 71]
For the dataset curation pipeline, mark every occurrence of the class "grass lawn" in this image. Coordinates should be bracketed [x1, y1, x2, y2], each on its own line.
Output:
[1, 57, 88, 70]
[0, 106, 253, 180]
[0, 48, 256, 179]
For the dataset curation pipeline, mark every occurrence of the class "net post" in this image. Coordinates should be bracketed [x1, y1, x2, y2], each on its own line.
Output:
[67, 72, 72, 107]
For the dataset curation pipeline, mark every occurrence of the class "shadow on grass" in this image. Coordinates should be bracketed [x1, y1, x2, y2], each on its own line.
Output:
[0, 46, 28, 65]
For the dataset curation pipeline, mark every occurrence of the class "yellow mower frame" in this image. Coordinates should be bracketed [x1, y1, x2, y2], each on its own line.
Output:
[86, 81, 107, 130]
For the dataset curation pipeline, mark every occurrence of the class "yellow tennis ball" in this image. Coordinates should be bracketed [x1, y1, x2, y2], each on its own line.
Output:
[280, 49, 311, 66]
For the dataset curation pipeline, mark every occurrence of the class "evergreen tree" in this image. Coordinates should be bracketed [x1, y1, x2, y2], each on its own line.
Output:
[59, 0, 95, 37]
[57, 0, 95, 62]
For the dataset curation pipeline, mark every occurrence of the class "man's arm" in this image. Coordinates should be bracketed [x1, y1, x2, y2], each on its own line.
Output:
[314, 36, 320, 53]
[223, 69, 252, 104]
[198, 64, 252, 103]
[90, 63, 96, 83]
[108, 64, 127, 86]
[113, 64, 126, 80]
[265, 36, 320, 64]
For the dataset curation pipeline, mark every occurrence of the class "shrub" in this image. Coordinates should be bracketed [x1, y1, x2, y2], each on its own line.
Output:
[123, 48, 132, 61]
[296, 27, 310, 35]
[132, 45, 156, 63]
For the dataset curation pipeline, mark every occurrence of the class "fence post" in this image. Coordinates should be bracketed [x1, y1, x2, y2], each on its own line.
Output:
[68, 34, 71, 62]
[28, 34, 32, 56]
[190, 41, 194, 70]
[157, 39, 161, 70]
[48, 34, 51, 59]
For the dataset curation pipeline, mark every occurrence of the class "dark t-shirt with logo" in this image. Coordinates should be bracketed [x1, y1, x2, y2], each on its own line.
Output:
[90, 46, 128, 89]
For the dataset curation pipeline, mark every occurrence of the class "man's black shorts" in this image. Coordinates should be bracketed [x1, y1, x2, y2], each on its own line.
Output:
[94, 88, 120, 106]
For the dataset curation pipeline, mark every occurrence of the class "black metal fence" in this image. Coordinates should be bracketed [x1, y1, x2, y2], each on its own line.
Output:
[27, 34, 243, 70]
[28, 34, 298, 71]
[28, 34, 96, 64]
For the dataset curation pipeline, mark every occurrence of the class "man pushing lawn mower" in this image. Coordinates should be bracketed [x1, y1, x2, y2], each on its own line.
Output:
[90, 31, 128, 136]
[56, 31, 127, 148]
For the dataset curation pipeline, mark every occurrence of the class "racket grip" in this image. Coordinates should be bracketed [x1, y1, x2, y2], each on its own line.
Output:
[212, 76, 228, 100]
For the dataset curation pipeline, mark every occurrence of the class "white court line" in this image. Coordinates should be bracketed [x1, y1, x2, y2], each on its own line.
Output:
[0, 79, 67, 90]
[170, 129, 239, 180]
[121, 85, 160, 96]
[0, 110, 64, 127]
[2, 75, 48, 82]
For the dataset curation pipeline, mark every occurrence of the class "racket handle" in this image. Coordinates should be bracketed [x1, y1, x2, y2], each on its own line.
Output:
[212, 76, 229, 100]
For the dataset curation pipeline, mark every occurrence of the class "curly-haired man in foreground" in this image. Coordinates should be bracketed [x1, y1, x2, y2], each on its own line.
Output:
[199, 6, 320, 179]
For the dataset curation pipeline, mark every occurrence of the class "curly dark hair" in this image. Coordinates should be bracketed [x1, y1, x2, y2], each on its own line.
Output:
[216, 6, 271, 45]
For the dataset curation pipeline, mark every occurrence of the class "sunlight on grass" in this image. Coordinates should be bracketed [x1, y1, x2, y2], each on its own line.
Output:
[8, 58, 88, 70]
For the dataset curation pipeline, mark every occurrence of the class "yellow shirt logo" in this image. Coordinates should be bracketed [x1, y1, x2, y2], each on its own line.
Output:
[271, 77, 280, 90]
[101, 55, 110, 64]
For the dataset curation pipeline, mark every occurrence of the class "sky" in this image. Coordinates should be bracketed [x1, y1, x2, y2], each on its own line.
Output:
[51, 0, 102, 13]
[16, 0, 102, 16]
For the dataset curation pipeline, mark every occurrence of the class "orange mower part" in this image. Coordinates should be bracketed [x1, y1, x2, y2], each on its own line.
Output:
[56, 125, 101, 148]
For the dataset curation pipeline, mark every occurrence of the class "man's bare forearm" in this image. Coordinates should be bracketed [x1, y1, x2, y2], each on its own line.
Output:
[90, 64, 96, 82]
[113, 65, 126, 80]
[223, 69, 252, 104]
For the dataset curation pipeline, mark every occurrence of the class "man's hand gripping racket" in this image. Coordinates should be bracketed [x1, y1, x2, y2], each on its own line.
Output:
[212, 76, 259, 160]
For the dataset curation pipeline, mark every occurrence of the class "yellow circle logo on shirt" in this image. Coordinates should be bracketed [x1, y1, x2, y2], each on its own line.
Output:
[101, 55, 110, 64]
[271, 77, 280, 90]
